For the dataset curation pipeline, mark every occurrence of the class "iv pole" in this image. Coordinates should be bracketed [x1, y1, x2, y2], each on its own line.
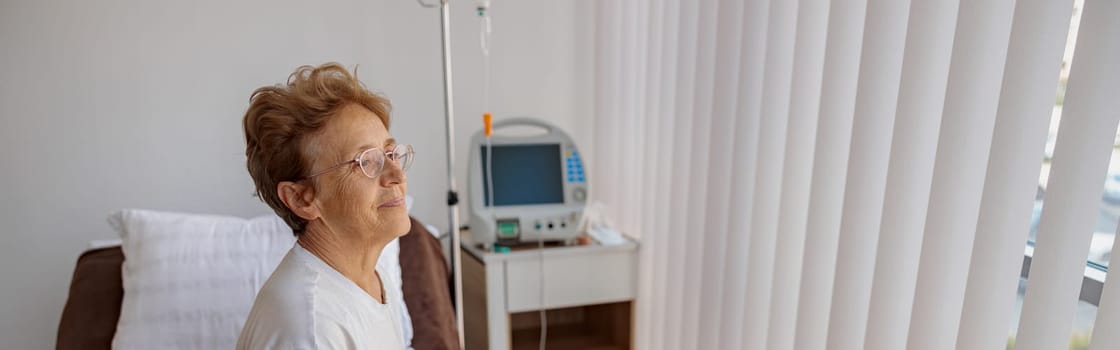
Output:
[418, 0, 466, 347]
[439, 0, 467, 347]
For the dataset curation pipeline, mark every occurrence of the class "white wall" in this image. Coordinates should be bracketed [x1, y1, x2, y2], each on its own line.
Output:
[0, 0, 594, 347]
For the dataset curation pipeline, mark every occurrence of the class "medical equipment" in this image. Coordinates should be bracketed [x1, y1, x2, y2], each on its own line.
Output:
[468, 117, 589, 246]
[472, 7, 552, 347]
[417, 0, 553, 347]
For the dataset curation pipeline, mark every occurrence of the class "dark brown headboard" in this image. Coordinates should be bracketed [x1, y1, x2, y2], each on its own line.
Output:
[56, 247, 124, 350]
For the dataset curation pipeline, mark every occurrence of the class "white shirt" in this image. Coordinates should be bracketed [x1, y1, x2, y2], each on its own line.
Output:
[237, 243, 406, 350]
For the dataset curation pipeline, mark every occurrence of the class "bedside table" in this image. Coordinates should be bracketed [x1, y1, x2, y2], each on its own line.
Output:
[460, 233, 639, 350]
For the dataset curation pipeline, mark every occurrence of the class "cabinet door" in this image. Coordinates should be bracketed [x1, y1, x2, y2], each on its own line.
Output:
[505, 250, 636, 313]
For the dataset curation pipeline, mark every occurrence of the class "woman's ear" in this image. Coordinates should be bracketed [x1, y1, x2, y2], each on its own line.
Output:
[278, 181, 321, 221]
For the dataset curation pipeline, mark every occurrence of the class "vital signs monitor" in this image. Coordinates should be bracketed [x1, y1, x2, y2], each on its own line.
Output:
[468, 117, 588, 246]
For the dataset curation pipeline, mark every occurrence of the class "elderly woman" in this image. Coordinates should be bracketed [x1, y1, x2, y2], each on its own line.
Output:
[237, 63, 415, 349]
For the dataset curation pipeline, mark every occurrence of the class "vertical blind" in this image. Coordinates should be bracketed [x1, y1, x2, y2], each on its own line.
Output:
[591, 0, 1120, 349]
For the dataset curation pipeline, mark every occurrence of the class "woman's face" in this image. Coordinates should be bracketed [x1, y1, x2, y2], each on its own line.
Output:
[303, 104, 410, 241]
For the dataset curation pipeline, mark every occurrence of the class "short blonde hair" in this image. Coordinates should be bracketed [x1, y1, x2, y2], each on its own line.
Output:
[243, 63, 391, 235]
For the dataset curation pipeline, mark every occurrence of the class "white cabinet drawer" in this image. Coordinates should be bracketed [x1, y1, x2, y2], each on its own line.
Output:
[504, 249, 636, 313]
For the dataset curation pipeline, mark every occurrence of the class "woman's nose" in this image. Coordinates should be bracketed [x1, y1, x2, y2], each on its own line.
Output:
[380, 159, 405, 186]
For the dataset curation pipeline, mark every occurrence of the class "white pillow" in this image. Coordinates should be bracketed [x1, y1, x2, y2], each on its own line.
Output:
[108, 209, 412, 349]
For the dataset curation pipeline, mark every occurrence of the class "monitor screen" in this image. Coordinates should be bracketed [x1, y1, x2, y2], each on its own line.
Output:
[481, 144, 565, 206]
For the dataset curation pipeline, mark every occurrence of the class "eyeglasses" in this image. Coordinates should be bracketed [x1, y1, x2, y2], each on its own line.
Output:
[303, 144, 415, 180]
